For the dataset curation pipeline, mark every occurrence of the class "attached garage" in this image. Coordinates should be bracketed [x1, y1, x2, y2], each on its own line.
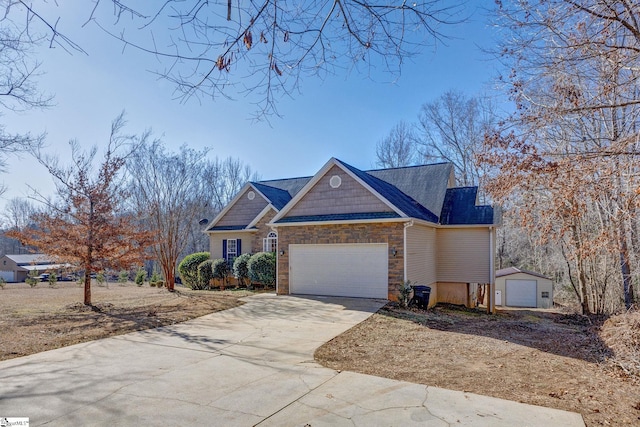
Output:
[289, 243, 388, 299]
[495, 267, 554, 309]
[0, 270, 14, 282]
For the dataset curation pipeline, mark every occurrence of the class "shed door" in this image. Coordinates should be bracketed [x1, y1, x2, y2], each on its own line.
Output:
[289, 243, 388, 299]
[0, 270, 13, 282]
[506, 279, 537, 307]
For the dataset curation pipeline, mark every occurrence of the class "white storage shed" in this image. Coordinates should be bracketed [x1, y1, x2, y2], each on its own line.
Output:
[495, 267, 553, 309]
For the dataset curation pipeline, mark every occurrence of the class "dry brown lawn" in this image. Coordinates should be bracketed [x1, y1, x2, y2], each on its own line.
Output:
[0, 281, 251, 361]
[3, 282, 639, 426]
[315, 304, 640, 427]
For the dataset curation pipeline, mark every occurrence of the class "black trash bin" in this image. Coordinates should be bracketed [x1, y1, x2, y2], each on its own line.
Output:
[411, 285, 431, 309]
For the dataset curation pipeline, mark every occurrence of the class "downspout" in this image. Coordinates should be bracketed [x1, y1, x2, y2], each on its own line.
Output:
[272, 226, 279, 295]
[403, 221, 414, 283]
[489, 226, 495, 314]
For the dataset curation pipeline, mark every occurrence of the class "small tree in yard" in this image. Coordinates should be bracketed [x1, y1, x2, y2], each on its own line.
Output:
[248, 252, 276, 288]
[135, 268, 146, 286]
[149, 270, 161, 287]
[233, 253, 251, 288]
[197, 259, 214, 290]
[48, 273, 57, 288]
[178, 252, 210, 289]
[211, 259, 230, 289]
[25, 270, 38, 288]
[96, 271, 106, 287]
[118, 270, 129, 284]
[7, 114, 154, 305]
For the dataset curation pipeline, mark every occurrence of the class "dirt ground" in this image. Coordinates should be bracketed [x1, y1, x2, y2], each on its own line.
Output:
[0, 281, 250, 361]
[3, 282, 638, 426]
[315, 304, 640, 427]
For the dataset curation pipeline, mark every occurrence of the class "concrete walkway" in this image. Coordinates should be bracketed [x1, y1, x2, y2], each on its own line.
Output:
[0, 294, 584, 426]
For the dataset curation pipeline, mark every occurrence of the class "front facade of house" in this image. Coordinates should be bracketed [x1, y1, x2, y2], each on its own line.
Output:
[206, 158, 499, 309]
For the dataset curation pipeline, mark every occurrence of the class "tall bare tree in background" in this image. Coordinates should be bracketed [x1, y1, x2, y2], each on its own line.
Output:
[417, 90, 496, 191]
[126, 141, 257, 291]
[482, 0, 640, 313]
[0, 197, 37, 255]
[375, 121, 418, 168]
[8, 114, 153, 305]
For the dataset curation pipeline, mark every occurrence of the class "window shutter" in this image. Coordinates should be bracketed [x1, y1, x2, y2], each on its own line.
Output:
[237, 239, 242, 255]
[222, 239, 227, 260]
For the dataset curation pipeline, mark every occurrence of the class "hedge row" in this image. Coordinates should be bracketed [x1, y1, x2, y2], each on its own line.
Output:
[178, 251, 276, 290]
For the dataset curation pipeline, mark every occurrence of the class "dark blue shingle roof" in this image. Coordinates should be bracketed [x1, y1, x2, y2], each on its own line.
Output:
[337, 159, 440, 223]
[208, 225, 253, 231]
[440, 187, 494, 225]
[251, 182, 293, 210]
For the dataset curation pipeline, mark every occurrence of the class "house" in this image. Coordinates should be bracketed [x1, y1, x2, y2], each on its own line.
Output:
[495, 267, 554, 309]
[205, 158, 499, 310]
[0, 254, 67, 282]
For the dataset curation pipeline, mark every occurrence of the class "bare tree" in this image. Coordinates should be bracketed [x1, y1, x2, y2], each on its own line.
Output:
[482, 0, 640, 313]
[81, 1, 464, 118]
[417, 90, 496, 189]
[0, 197, 37, 255]
[0, 1, 85, 192]
[127, 145, 259, 288]
[8, 114, 153, 305]
[375, 121, 418, 168]
[2, 197, 36, 230]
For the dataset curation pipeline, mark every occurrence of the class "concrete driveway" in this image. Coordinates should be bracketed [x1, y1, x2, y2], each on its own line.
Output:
[0, 293, 584, 426]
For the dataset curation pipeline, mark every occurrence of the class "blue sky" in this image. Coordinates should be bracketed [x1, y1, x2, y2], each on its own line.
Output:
[2, 3, 505, 210]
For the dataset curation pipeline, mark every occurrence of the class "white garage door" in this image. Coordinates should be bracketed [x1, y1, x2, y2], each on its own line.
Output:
[506, 279, 537, 307]
[289, 243, 388, 299]
[0, 270, 14, 282]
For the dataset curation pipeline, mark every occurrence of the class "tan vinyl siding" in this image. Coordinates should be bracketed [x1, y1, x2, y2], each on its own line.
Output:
[284, 165, 393, 218]
[216, 188, 269, 227]
[436, 228, 491, 283]
[405, 224, 437, 286]
[209, 233, 253, 259]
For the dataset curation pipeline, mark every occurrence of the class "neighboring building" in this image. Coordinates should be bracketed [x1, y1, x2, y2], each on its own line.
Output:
[0, 254, 67, 282]
[205, 158, 500, 309]
[495, 267, 554, 309]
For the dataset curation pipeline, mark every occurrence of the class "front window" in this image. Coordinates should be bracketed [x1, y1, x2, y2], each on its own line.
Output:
[226, 239, 237, 260]
[263, 232, 277, 252]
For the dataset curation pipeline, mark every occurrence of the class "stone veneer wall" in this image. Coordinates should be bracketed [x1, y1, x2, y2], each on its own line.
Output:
[276, 222, 405, 300]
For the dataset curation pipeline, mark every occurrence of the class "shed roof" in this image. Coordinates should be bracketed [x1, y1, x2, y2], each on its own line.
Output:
[496, 267, 551, 280]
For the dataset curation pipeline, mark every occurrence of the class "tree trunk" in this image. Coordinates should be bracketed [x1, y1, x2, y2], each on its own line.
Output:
[84, 267, 92, 306]
[162, 261, 175, 291]
[571, 224, 591, 315]
[619, 221, 634, 310]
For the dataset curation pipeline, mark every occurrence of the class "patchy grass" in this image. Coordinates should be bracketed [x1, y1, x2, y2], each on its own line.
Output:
[0, 281, 251, 361]
[315, 303, 640, 426]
